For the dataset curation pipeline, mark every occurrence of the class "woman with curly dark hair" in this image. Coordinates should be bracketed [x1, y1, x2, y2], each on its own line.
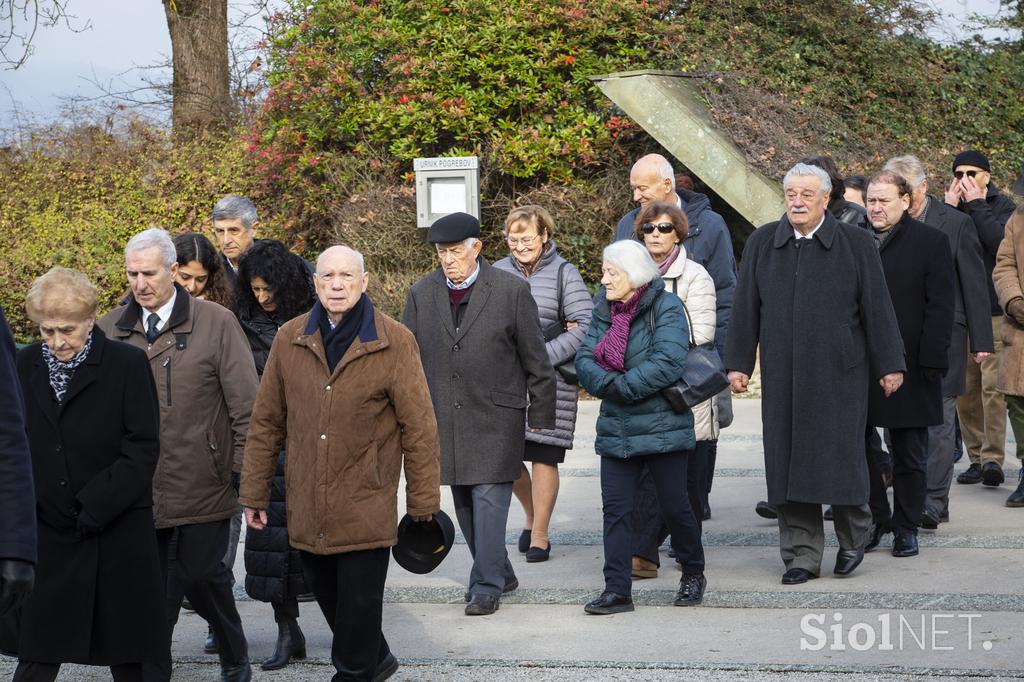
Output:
[234, 238, 315, 671]
[173, 232, 234, 309]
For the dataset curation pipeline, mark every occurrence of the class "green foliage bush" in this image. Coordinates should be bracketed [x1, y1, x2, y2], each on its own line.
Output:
[0, 123, 268, 339]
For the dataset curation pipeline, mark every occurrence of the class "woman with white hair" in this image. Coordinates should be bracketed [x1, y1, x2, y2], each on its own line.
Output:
[576, 240, 705, 615]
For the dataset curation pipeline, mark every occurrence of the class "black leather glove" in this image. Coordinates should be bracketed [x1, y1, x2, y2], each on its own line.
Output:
[75, 508, 103, 538]
[0, 559, 34, 617]
[921, 367, 946, 382]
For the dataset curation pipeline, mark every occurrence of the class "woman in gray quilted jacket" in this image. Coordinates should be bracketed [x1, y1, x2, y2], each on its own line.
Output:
[494, 206, 592, 562]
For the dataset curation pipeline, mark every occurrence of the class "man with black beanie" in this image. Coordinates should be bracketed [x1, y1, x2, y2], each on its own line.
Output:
[945, 150, 1018, 488]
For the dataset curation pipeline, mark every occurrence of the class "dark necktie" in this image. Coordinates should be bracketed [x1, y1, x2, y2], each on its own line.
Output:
[146, 313, 160, 344]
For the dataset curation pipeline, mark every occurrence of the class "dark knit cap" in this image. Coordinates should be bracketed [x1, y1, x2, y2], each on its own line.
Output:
[426, 212, 480, 244]
[952, 150, 990, 174]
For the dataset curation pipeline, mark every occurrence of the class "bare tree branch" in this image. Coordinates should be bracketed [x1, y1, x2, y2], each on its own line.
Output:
[0, 0, 90, 69]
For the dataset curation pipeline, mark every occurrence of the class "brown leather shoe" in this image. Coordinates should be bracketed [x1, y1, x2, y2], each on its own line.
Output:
[631, 556, 658, 579]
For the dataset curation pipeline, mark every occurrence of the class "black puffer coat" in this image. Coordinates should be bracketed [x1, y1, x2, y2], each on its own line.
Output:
[238, 306, 308, 603]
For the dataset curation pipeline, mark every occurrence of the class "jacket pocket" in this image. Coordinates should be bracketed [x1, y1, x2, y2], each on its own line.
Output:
[365, 442, 383, 490]
[206, 430, 226, 483]
[491, 389, 527, 409]
[839, 323, 865, 370]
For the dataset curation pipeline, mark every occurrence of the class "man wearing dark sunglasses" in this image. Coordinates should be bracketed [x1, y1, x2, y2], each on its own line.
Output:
[944, 150, 1018, 490]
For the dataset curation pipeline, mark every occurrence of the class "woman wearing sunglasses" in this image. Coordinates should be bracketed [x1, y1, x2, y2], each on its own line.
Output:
[628, 200, 715, 596]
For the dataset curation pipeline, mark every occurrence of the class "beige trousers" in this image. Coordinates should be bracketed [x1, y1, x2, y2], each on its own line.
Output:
[957, 315, 1006, 466]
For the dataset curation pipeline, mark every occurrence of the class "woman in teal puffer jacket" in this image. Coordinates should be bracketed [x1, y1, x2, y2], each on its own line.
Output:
[576, 240, 705, 615]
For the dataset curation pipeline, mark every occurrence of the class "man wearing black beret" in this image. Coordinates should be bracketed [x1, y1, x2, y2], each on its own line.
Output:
[945, 151, 1018, 493]
[402, 212, 556, 616]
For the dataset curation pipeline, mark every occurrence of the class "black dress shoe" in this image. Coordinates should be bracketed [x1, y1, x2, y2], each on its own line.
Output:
[204, 626, 217, 654]
[584, 591, 634, 615]
[781, 568, 817, 585]
[957, 463, 983, 484]
[220, 658, 252, 682]
[674, 574, 706, 606]
[982, 462, 1005, 486]
[465, 574, 519, 603]
[823, 506, 834, 521]
[834, 548, 865, 576]
[892, 530, 919, 557]
[1007, 469, 1024, 507]
[525, 544, 550, 563]
[518, 529, 532, 554]
[465, 594, 500, 616]
[755, 501, 778, 519]
[373, 652, 399, 682]
[865, 523, 888, 552]
[920, 506, 940, 530]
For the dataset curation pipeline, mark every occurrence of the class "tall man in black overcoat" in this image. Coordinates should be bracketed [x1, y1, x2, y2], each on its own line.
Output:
[0, 304, 36, 620]
[864, 171, 955, 558]
[725, 164, 906, 585]
[883, 155, 994, 528]
[403, 213, 556, 616]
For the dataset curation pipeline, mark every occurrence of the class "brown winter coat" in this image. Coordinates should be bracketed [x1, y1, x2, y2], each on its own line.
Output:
[993, 209, 1024, 396]
[239, 299, 441, 555]
[97, 286, 259, 529]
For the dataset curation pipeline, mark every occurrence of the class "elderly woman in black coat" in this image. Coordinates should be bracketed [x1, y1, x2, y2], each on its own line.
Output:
[6, 267, 165, 682]
[234, 239, 314, 671]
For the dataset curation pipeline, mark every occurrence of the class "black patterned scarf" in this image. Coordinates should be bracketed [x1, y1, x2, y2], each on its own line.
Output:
[41, 331, 93, 403]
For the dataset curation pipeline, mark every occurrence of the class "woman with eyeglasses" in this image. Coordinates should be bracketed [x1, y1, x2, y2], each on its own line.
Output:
[493, 206, 592, 562]
[576, 239, 702, 614]
[627, 200, 714, 594]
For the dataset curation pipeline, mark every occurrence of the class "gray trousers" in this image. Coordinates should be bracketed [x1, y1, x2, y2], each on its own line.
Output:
[451, 483, 516, 599]
[777, 502, 872, 576]
[925, 395, 958, 516]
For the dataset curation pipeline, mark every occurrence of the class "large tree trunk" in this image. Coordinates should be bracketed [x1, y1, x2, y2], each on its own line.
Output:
[162, 0, 231, 135]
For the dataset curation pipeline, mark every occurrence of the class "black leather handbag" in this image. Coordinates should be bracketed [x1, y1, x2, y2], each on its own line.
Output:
[648, 292, 729, 412]
[541, 261, 579, 385]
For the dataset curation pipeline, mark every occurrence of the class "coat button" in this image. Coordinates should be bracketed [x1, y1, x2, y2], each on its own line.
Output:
[452, 344, 460, 351]
[320, 434, 327, 440]
[452, 373, 460, 380]
[325, 385, 332, 391]
[58, 479, 67, 487]
[55, 445, 62, 453]
[454, 402, 462, 409]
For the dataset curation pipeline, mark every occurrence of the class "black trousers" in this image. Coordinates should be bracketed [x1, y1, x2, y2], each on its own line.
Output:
[601, 450, 704, 596]
[631, 440, 710, 567]
[146, 519, 248, 680]
[868, 426, 928, 533]
[13, 661, 142, 682]
[301, 548, 391, 682]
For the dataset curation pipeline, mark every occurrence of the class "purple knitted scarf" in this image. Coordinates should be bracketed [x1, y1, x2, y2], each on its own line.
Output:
[594, 284, 649, 372]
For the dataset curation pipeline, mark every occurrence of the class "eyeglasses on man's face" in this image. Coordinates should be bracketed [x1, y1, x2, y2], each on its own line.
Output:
[954, 170, 978, 179]
[641, 222, 675, 235]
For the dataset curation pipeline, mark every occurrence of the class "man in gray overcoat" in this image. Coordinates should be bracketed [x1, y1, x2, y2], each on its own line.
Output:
[725, 164, 906, 584]
[402, 212, 556, 616]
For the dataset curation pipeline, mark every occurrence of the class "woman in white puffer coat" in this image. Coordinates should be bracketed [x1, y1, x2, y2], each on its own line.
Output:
[629, 200, 718, 583]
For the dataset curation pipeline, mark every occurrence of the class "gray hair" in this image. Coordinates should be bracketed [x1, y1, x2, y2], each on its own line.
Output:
[125, 228, 176, 268]
[603, 240, 661, 288]
[783, 163, 832, 197]
[212, 194, 258, 230]
[884, 155, 927, 189]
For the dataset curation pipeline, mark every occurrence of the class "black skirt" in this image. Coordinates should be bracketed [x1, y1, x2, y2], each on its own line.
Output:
[524, 441, 566, 465]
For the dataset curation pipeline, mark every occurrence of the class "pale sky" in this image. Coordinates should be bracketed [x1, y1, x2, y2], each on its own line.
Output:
[0, 0, 1016, 126]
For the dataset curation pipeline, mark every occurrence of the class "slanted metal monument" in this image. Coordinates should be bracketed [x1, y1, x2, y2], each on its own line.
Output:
[592, 71, 785, 228]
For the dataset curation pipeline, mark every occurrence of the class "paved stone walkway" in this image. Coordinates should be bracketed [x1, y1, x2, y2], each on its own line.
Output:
[3, 399, 1022, 680]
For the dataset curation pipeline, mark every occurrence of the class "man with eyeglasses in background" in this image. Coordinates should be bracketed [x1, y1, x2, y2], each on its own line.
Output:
[944, 151, 1018, 490]
[615, 153, 737, 524]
